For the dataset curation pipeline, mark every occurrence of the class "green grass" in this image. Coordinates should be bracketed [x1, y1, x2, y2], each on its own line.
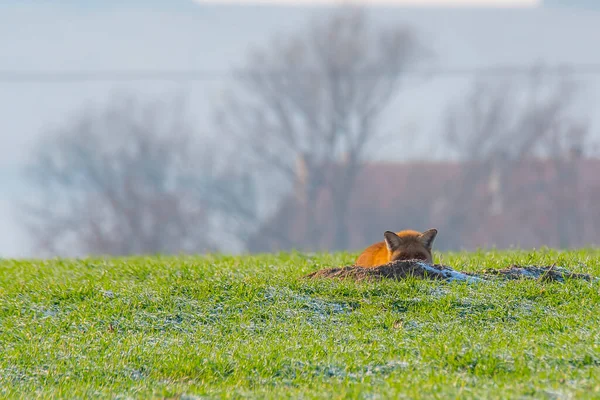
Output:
[1, 249, 600, 399]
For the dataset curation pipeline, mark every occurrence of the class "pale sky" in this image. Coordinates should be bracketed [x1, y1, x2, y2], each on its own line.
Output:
[195, 0, 540, 6]
[2, 0, 598, 258]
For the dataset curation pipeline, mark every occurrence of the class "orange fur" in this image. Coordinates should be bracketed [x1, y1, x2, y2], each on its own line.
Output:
[355, 229, 438, 268]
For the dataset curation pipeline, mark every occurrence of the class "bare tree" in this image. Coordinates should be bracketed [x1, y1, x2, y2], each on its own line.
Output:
[22, 93, 254, 257]
[215, 6, 430, 251]
[438, 66, 591, 249]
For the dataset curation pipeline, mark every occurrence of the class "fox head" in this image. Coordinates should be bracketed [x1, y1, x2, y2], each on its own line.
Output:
[384, 229, 438, 264]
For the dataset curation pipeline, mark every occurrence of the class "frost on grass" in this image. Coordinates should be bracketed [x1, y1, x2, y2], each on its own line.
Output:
[305, 260, 596, 283]
[259, 287, 355, 326]
[276, 359, 409, 382]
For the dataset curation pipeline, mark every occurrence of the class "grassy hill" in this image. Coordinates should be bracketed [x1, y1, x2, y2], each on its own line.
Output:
[1, 249, 600, 398]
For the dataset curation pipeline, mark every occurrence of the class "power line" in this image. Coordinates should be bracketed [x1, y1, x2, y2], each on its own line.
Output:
[0, 70, 233, 83]
[2, 64, 600, 83]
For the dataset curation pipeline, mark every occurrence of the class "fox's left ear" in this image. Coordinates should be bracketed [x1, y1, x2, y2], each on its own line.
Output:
[419, 229, 438, 249]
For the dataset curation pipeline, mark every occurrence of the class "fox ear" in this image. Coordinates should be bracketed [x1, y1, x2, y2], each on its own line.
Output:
[419, 229, 438, 249]
[384, 231, 402, 252]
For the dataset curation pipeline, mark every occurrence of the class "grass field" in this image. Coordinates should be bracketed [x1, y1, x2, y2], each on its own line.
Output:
[1, 249, 600, 399]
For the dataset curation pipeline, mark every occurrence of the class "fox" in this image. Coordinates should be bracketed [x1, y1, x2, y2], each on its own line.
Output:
[355, 229, 438, 268]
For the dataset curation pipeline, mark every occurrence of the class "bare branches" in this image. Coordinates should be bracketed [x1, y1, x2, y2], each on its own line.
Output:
[22, 93, 251, 257]
[216, 6, 430, 251]
[438, 66, 591, 249]
[445, 67, 585, 163]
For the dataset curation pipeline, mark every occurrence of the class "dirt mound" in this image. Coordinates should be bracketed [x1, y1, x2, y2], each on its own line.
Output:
[476, 265, 595, 282]
[305, 260, 595, 283]
[305, 260, 481, 282]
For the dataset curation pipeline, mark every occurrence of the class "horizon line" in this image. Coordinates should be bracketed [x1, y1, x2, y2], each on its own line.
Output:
[193, 0, 541, 7]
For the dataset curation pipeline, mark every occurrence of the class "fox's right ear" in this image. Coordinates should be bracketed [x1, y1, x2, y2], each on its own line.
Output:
[384, 231, 402, 252]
